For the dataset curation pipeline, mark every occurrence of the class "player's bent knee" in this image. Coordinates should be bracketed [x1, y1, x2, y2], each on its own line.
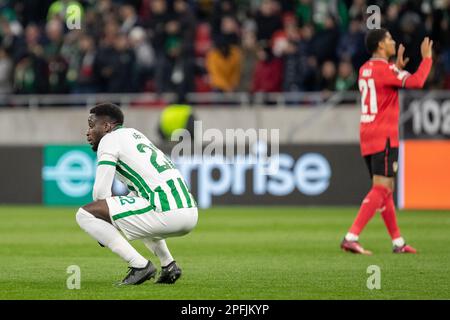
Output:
[76, 207, 94, 227]
[82, 200, 111, 222]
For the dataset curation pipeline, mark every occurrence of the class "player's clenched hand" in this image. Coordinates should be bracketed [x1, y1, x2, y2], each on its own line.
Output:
[395, 44, 409, 69]
[421, 37, 433, 59]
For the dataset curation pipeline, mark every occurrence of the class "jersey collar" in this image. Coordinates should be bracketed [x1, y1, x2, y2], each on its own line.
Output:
[369, 57, 389, 63]
[112, 125, 124, 131]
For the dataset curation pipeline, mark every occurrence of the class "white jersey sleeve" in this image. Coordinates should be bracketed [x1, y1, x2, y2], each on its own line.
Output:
[92, 165, 115, 201]
[92, 134, 119, 201]
[97, 134, 120, 165]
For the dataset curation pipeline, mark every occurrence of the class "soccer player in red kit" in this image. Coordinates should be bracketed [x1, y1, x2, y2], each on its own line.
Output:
[341, 28, 433, 255]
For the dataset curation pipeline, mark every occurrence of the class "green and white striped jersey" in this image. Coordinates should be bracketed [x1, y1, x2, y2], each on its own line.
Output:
[96, 126, 196, 212]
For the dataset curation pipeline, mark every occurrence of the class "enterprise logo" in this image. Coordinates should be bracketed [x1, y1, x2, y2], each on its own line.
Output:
[43, 151, 95, 197]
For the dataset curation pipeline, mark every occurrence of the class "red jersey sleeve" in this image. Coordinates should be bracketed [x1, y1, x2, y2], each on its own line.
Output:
[378, 57, 432, 89]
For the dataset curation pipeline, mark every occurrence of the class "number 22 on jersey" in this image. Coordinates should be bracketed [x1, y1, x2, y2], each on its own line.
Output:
[359, 78, 378, 123]
[137, 143, 175, 173]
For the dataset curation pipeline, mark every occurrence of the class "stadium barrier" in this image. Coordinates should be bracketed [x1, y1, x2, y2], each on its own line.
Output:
[0, 91, 359, 108]
[0, 144, 371, 207]
[0, 106, 361, 145]
[1, 90, 449, 209]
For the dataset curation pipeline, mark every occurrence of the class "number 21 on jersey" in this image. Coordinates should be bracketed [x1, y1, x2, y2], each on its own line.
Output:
[359, 78, 378, 123]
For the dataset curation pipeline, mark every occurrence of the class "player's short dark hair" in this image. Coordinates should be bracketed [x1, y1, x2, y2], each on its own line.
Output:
[365, 28, 388, 54]
[90, 103, 124, 125]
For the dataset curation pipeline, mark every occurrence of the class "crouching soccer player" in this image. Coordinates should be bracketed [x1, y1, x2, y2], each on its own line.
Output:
[341, 29, 433, 255]
[76, 103, 198, 285]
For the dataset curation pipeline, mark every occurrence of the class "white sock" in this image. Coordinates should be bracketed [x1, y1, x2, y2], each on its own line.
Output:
[345, 232, 359, 242]
[76, 208, 148, 268]
[142, 238, 174, 267]
[393, 237, 405, 247]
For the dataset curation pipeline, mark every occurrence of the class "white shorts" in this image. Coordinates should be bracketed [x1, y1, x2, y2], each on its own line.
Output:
[106, 196, 198, 241]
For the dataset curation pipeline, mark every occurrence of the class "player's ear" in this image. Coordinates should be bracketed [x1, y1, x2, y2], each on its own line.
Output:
[103, 121, 111, 132]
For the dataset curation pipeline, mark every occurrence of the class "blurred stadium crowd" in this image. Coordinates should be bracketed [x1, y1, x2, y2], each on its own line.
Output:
[0, 0, 449, 97]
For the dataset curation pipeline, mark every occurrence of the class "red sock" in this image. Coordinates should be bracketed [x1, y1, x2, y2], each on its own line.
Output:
[349, 185, 390, 236]
[380, 192, 401, 239]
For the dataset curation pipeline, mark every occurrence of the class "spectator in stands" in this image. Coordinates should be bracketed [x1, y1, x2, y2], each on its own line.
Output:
[0, 46, 13, 94]
[302, 0, 348, 31]
[174, 0, 197, 97]
[96, 0, 114, 15]
[272, 13, 300, 56]
[348, 0, 366, 21]
[24, 23, 43, 51]
[47, 53, 69, 93]
[71, 34, 99, 93]
[296, 0, 313, 27]
[206, 37, 241, 92]
[44, 19, 64, 58]
[154, 18, 196, 97]
[335, 60, 356, 91]
[95, 20, 118, 92]
[13, 52, 49, 94]
[211, 0, 237, 43]
[310, 14, 339, 64]
[174, 0, 197, 48]
[281, 39, 310, 92]
[146, 0, 170, 56]
[13, 23, 49, 94]
[430, 1, 450, 54]
[13, 0, 48, 27]
[397, 10, 427, 72]
[106, 33, 136, 93]
[337, 18, 367, 71]
[0, 16, 26, 63]
[251, 43, 283, 93]
[60, 30, 81, 91]
[129, 26, 155, 92]
[238, 26, 258, 92]
[255, 0, 282, 41]
[0, 0, 449, 96]
[270, 14, 305, 92]
[299, 23, 320, 91]
[194, 22, 212, 58]
[43, 19, 69, 93]
[0, 3, 23, 38]
[83, 8, 103, 40]
[119, 4, 139, 35]
[277, 0, 296, 14]
[316, 60, 336, 92]
[384, 2, 401, 43]
[220, 15, 240, 46]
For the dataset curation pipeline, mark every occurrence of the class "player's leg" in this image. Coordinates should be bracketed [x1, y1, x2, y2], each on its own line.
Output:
[342, 151, 391, 254]
[142, 238, 174, 267]
[377, 147, 417, 253]
[142, 238, 182, 284]
[137, 207, 198, 283]
[75, 199, 156, 284]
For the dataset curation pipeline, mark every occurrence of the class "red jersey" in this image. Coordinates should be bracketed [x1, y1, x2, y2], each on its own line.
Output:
[358, 57, 432, 156]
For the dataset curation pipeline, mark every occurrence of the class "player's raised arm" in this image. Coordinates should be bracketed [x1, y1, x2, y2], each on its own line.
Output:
[402, 37, 433, 88]
[395, 44, 410, 70]
[383, 38, 433, 89]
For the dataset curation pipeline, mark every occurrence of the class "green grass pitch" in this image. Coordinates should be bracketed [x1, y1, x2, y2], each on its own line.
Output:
[0, 206, 449, 300]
